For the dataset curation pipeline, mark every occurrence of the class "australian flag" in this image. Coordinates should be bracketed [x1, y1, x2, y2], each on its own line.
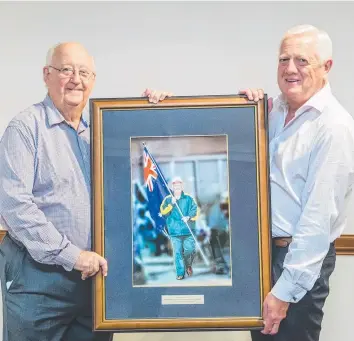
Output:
[143, 144, 170, 233]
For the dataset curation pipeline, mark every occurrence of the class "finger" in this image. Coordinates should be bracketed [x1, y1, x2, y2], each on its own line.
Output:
[261, 300, 269, 334]
[98, 257, 108, 277]
[88, 261, 94, 274]
[145, 89, 152, 96]
[82, 260, 100, 279]
[239, 89, 253, 101]
[160, 91, 173, 100]
[261, 317, 274, 335]
[268, 97, 273, 113]
[92, 259, 100, 275]
[150, 91, 158, 103]
[252, 88, 263, 102]
[160, 92, 167, 101]
[142, 88, 151, 97]
[253, 89, 261, 102]
[270, 322, 280, 335]
[246, 89, 254, 101]
[252, 89, 259, 102]
[148, 90, 155, 102]
[162, 91, 172, 100]
[153, 92, 161, 103]
[82, 265, 100, 279]
[82, 271, 95, 280]
[87, 269, 100, 278]
[83, 262, 92, 274]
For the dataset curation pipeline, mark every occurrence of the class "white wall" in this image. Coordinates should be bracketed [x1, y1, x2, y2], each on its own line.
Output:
[0, 1, 353, 341]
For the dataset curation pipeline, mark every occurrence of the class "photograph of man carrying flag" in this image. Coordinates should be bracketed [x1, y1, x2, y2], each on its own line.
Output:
[143, 143, 209, 274]
[131, 136, 231, 287]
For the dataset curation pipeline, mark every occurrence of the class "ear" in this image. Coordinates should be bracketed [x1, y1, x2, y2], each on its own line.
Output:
[43, 66, 50, 83]
[324, 59, 333, 73]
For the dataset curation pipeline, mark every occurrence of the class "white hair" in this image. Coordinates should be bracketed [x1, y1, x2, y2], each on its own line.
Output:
[46, 43, 61, 66]
[45, 42, 96, 71]
[281, 24, 333, 62]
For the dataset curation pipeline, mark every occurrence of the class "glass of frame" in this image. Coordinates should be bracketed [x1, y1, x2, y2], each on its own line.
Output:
[90, 95, 271, 332]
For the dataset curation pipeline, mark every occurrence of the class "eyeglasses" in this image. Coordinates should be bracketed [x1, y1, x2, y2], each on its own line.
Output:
[48, 65, 96, 81]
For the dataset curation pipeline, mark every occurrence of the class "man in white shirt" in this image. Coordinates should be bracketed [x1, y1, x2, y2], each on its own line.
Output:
[240, 24, 354, 341]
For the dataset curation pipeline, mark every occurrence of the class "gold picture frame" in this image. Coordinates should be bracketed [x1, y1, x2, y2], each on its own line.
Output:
[90, 95, 272, 332]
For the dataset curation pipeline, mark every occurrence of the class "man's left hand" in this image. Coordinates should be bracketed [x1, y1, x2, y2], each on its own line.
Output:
[261, 292, 289, 335]
[182, 216, 190, 223]
[238, 88, 273, 113]
[142, 88, 173, 103]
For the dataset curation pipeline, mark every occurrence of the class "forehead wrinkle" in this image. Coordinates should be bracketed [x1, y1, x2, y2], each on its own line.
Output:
[280, 36, 322, 64]
[51, 44, 95, 71]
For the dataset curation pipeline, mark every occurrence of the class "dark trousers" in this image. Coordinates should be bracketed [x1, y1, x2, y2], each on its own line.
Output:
[210, 229, 229, 268]
[251, 241, 336, 341]
[0, 235, 113, 341]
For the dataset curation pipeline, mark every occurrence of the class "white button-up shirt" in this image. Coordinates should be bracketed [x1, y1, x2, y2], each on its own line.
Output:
[269, 83, 354, 302]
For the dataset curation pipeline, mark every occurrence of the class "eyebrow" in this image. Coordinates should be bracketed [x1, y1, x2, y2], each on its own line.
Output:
[279, 55, 308, 59]
[60, 64, 92, 70]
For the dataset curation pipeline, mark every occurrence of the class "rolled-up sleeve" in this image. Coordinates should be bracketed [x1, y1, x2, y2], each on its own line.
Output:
[272, 124, 354, 303]
[0, 123, 81, 271]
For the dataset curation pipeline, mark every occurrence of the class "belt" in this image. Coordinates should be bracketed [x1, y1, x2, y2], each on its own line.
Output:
[273, 237, 292, 247]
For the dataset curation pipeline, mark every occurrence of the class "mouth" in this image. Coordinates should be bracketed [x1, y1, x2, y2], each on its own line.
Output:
[66, 88, 83, 92]
[285, 78, 300, 84]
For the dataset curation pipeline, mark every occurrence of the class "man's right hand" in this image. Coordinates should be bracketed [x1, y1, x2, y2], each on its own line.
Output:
[74, 251, 108, 280]
[239, 88, 273, 113]
[142, 88, 173, 104]
[171, 197, 177, 204]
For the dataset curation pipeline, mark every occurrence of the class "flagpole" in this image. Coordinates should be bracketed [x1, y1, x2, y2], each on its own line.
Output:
[143, 142, 210, 267]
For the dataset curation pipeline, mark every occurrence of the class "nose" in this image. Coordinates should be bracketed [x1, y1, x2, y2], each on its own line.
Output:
[70, 70, 81, 84]
[285, 58, 298, 74]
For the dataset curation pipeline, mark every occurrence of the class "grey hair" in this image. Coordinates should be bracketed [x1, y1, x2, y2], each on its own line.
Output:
[281, 24, 333, 62]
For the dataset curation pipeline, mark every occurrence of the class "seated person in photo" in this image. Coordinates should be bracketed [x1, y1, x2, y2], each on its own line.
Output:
[208, 193, 229, 274]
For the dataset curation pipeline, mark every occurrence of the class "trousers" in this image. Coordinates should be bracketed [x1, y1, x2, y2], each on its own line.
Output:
[170, 235, 196, 277]
[251, 241, 336, 341]
[0, 235, 113, 341]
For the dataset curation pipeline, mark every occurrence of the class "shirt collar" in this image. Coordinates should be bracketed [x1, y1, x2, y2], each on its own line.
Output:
[275, 82, 332, 117]
[43, 94, 90, 131]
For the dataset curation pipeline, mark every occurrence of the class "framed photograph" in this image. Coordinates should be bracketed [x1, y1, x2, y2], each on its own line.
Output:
[90, 95, 272, 332]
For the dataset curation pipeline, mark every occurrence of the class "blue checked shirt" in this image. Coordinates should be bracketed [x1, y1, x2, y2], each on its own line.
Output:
[0, 95, 91, 271]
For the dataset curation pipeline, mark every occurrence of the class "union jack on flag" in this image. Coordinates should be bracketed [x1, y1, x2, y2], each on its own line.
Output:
[142, 145, 170, 232]
[144, 151, 158, 192]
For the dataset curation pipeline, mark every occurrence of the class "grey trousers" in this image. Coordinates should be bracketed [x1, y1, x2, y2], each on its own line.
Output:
[0, 235, 113, 341]
[251, 241, 336, 341]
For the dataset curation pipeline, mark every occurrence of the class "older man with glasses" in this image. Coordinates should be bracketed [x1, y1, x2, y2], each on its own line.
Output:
[0, 42, 168, 341]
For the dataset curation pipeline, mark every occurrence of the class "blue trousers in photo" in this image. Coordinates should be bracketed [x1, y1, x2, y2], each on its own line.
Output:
[170, 235, 196, 277]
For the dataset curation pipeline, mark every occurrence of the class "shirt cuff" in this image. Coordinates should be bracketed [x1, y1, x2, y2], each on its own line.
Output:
[271, 274, 308, 303]
[56, 243, 82, 271]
